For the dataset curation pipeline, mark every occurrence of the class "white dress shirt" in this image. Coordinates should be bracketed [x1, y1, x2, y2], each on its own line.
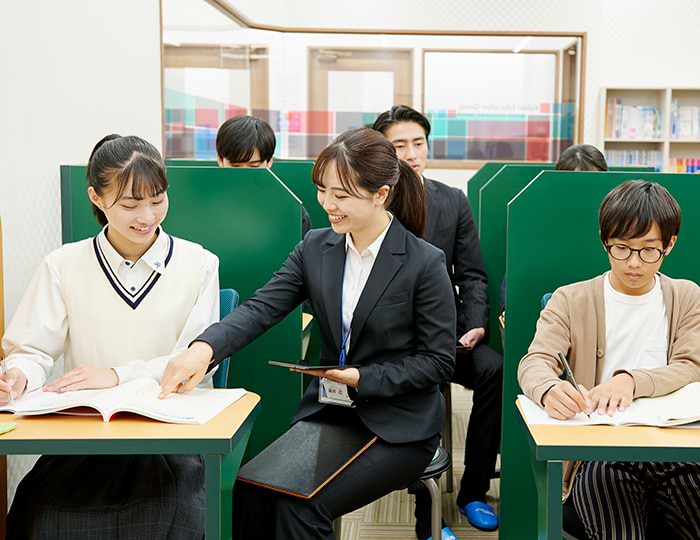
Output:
[341, 213, 393, 353]
[2, 227, 220, 392]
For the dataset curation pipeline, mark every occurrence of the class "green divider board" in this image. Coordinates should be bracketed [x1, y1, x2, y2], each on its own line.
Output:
[468, 163, 554, 228]
[165, 159, 323, 230]
[60, 166, 305, 461]
[271, 161, 325, 230]
[500, 170, 700, 538]
[477, 165, 654, 351]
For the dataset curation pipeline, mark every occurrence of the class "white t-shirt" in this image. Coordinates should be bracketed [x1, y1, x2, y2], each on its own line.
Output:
[601, 272, 668, 383]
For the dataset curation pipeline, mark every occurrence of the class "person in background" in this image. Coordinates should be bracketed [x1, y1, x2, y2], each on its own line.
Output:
[518, 180, 700, 539]
[1, 134, 219, 538]
[216, 115, 312, 236]
[373, 105, 501, 537]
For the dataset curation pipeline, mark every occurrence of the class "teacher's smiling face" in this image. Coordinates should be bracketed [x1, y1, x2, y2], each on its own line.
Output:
[316, 161, 389, 236]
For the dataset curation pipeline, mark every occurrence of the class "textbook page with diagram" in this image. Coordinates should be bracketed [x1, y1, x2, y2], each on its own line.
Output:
[0, 378, 246, 424]
[518, 382, 700, 428]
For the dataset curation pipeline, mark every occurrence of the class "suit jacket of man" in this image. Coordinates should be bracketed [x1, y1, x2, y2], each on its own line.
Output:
[423, 178, 489, 336]
[197, 219, 456, 444]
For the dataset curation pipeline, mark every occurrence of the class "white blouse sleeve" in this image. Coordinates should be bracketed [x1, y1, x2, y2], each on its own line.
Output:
[2, 251, 67, 393]
[112, 251, 220, 385]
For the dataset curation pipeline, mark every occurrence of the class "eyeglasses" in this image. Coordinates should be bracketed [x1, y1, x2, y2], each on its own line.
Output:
[604, 243, 666, 264]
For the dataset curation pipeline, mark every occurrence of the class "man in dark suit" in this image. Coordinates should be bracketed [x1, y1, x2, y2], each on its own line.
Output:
[373, 106, 502, 537]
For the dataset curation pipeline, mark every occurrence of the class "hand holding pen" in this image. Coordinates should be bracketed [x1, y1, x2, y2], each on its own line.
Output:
[540, 353, 592, 420]
[1, 360, 15, 405]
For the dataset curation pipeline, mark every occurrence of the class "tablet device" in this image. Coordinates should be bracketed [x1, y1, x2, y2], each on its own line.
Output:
[268, 361, 351, 370]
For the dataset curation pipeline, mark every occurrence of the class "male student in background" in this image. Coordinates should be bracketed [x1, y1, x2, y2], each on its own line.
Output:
[373, 106, 501, 537]
[519, 180, 700, 539]
[216, 115, 311, 236]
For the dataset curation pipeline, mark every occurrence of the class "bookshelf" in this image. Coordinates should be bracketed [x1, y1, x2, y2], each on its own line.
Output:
[599, 88, 700, 172]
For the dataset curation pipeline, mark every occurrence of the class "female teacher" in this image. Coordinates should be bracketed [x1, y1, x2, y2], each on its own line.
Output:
[160, 127, 456, 539]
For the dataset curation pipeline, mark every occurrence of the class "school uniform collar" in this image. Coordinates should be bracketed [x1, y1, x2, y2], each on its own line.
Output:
[97, 226, 170, 275]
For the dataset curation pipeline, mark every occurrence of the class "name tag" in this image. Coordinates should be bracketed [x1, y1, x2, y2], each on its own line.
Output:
[318, 377, 355, 408]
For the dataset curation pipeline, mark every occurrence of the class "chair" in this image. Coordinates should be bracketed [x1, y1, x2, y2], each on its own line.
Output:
[212, 289, 239, 389]
[333, 447, 451, 540]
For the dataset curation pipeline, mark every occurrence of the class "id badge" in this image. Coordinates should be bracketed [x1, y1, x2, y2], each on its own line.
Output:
[318, 377, 355, 408]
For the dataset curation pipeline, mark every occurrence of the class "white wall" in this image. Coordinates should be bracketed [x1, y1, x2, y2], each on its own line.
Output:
[0, 0, 162, 503]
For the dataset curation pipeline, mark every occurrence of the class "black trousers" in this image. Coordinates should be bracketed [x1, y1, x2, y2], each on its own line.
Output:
[234, 408, 439, 540]
[572, 461, 700, 540]
[412, 343, 503, 539]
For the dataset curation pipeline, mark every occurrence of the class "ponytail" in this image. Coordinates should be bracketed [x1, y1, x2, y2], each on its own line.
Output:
[388, 160, 425, 238]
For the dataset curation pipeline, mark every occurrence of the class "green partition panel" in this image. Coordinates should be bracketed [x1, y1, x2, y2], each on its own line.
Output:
[467, 163, 554, 227]
[164, 159, 323, 230]
[61, 166, 305, 460]
[477, 165, 654, 351]
[271, 160, 325, 230]
[499, 170, 700, 538]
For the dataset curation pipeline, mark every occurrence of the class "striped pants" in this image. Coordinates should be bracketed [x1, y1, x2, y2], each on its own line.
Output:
[572, 461, 700, 540]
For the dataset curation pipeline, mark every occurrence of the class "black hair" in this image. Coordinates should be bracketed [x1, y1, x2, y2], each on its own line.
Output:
[312, 127, 426, 238]
[86, 135, 168, 226]
[599, 180, 681, 248]
[556, 144, 608, 171]
[216, 116, 276, 164]
[371, 105, 432, 139]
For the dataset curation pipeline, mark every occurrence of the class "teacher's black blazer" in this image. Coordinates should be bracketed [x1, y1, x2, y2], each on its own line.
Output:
[197, 218, 456, 444]
[423, 177, 489, 336]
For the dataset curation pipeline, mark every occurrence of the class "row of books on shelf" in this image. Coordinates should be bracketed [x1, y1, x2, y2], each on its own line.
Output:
[671, 100, 700, 140]
[606, 98, 661, 140]
[670, 158, 700, 173]
[606, 150, 662, 171]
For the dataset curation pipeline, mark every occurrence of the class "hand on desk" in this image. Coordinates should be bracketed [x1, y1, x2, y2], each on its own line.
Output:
[159, 341, 213, 398]
[292, 367, 360, 388]
[458, 327, 485, 350]
[542, 381, 592, 420]
[0, 368, 26, 404]
[44, 366, 118, 393]
[588, 373, 635, 416]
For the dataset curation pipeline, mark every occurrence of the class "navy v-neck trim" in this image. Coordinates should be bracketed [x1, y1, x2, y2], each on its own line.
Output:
[92, 235, 175, 310]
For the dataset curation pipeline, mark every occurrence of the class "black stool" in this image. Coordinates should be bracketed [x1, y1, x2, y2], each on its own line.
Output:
[333, 446, 451, 540]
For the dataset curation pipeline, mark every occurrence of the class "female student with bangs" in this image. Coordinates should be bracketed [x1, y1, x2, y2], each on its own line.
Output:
[0, 134, 219, 538]
[160, 127, 457, 539]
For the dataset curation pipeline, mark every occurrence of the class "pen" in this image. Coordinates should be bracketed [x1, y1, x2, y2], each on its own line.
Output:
[1, 361, 14, 405]
[557, 352, 589, 417]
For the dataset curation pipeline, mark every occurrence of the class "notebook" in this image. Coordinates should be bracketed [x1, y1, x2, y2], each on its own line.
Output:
[0, 378, 246, 424]
[518, 382, 700, 428]
[237, 418, 377, 498]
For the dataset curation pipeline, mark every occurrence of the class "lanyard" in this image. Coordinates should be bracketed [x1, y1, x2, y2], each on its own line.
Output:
[339, 251, 351, 367]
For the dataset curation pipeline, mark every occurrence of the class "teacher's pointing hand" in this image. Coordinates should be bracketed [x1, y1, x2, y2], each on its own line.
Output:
[159, 341, 214, 398]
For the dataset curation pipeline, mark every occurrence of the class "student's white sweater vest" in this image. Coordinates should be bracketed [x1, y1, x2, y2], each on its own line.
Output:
[60, 236, 205, 372]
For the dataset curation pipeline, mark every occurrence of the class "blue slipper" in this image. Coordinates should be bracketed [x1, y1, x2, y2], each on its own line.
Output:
[427, 526, 458, 540]
[459, 501, 499, 531]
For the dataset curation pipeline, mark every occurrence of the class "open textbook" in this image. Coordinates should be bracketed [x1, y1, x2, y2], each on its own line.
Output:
[518, 382, 700, 428]
[0, 378, 247, 425]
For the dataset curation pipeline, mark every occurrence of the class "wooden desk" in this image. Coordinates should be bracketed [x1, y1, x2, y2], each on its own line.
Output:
[516, 401, 700, 540]
[0, 392, 260, 539]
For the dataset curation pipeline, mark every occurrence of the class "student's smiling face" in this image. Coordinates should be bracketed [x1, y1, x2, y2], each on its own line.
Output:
[383, 121, 429, 176]
[89, 180, 169, 248]
[316, 161, 389, 235]
[604, 223, 676, 295]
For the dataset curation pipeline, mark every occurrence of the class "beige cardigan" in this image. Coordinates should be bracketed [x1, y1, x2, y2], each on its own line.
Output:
[518, 273, 700, 499]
